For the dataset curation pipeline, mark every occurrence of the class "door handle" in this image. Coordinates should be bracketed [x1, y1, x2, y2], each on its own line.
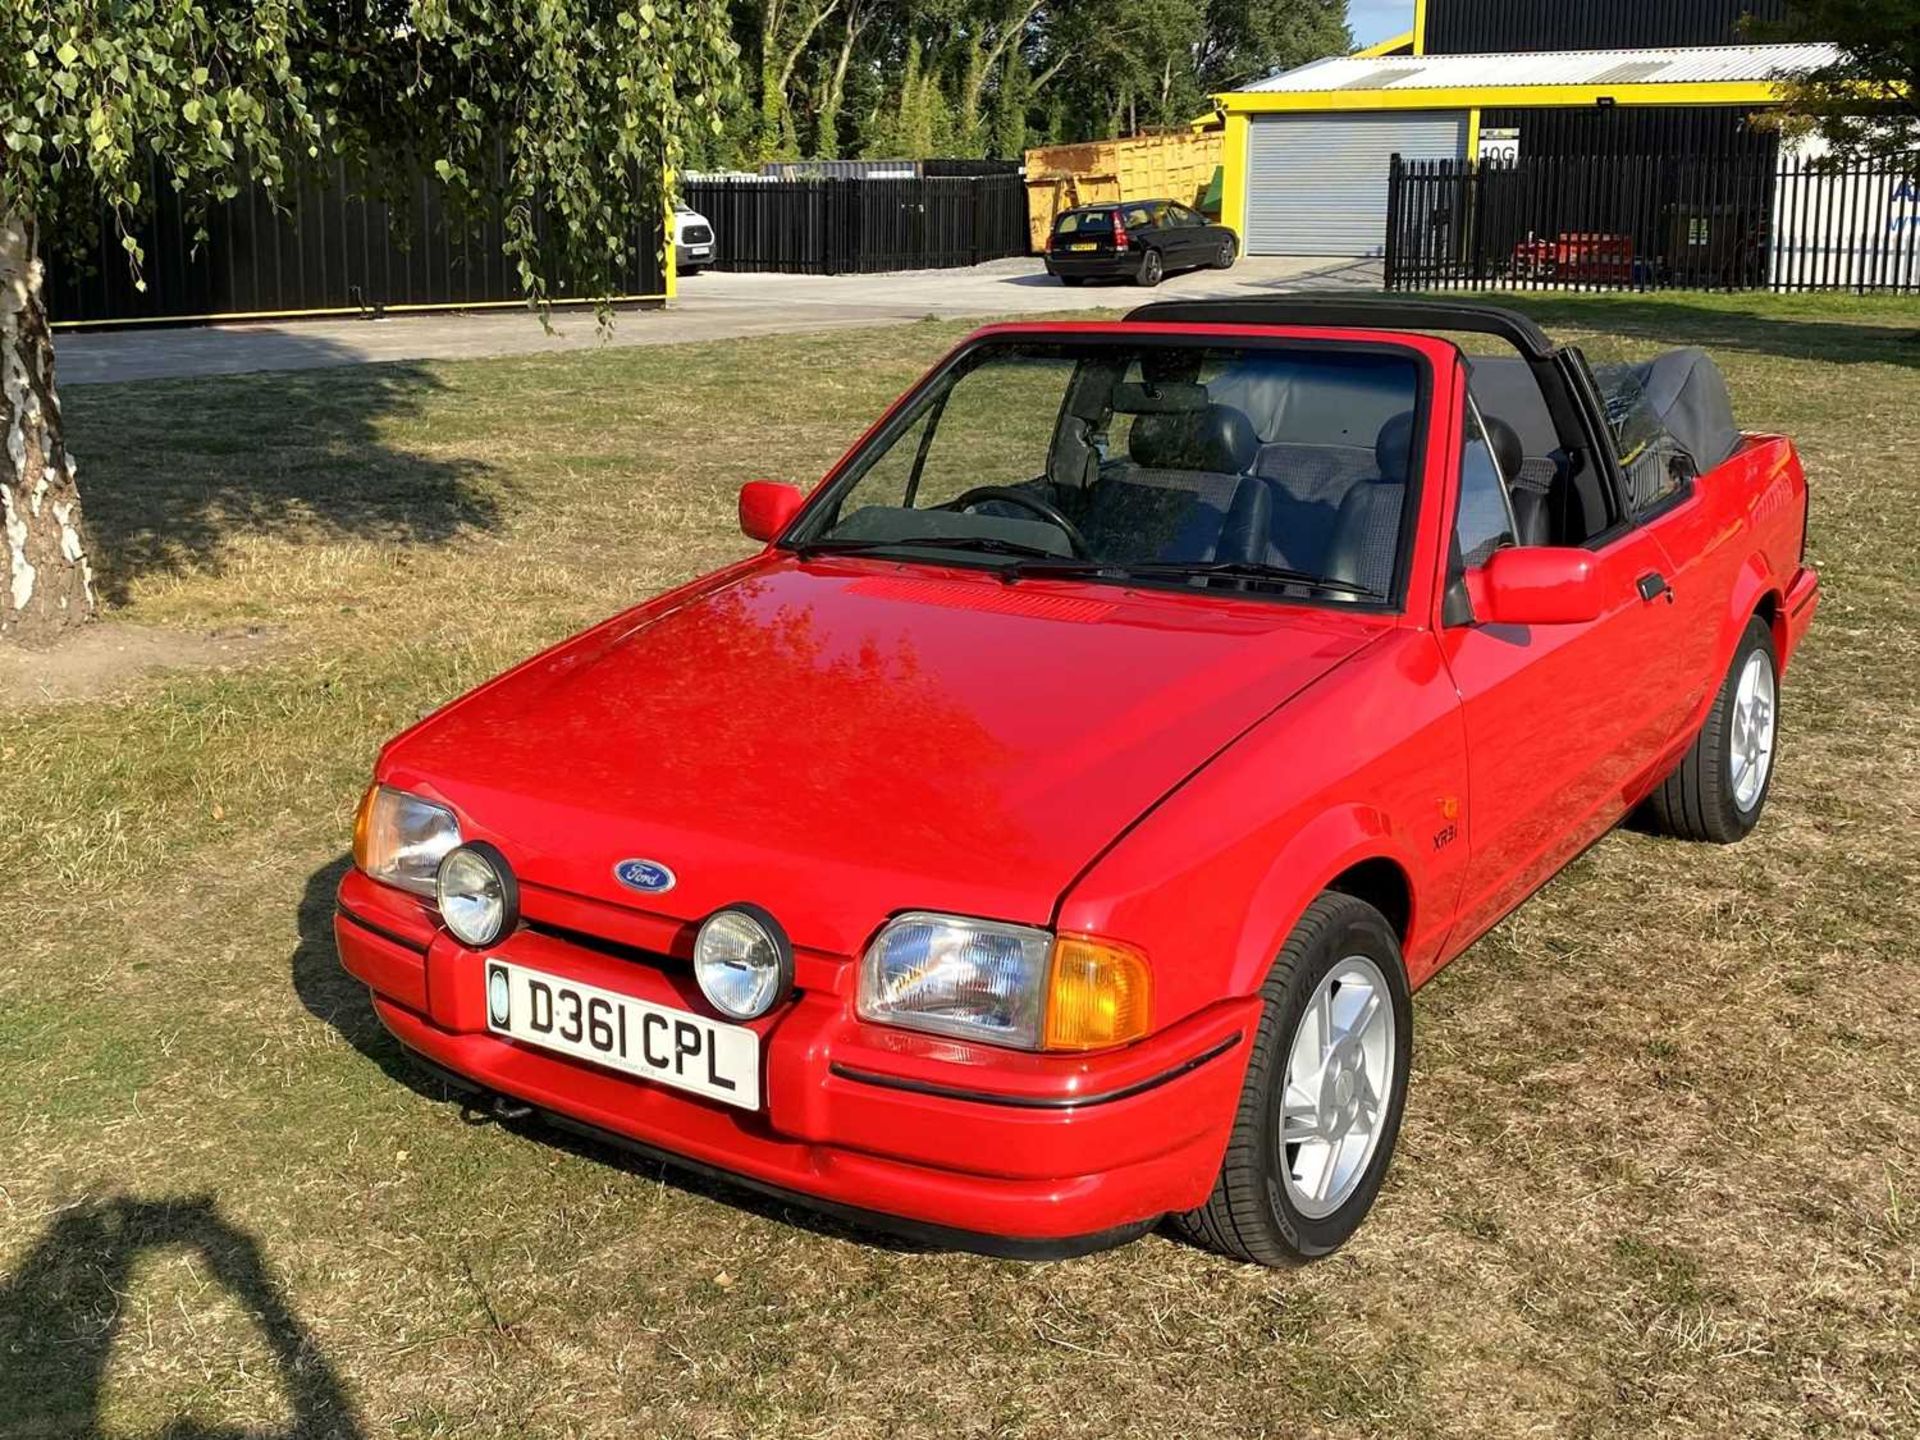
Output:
[1636, 571, 1673, 603]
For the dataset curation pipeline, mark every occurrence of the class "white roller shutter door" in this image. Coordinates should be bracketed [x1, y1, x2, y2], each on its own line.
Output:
[1244, 113, 1467, 256]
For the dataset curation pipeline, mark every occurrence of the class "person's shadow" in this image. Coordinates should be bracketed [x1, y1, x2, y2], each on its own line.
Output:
[0, 1196, 366, 1439]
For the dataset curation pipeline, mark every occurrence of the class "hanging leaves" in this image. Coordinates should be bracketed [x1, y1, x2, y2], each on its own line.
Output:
[3, 0, 740, 317]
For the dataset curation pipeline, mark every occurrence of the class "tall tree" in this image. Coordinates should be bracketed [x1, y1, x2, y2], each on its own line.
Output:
[989, 38, 1031, 159]
[1754, 0, 1920, 161]
[757, 0, 842, 155]
[1198, 0, 1348, 91]
[2, 0, 736, 643]
[742, 0, 1352, 162]
[815, 0, 887, 157]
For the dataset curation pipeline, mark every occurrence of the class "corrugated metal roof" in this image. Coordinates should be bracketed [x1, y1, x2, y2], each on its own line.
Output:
[1232, 43, 1840, 95]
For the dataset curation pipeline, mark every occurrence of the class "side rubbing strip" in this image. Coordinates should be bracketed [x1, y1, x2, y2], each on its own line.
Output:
[336, 903, 432, 956]
[829, 1033, 1242, 1110]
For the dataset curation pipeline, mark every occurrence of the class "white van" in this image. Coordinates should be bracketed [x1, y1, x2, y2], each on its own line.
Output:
[674, 207, 716, 275]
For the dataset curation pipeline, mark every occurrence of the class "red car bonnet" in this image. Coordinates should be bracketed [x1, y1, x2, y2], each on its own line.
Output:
[379, 557, 1385, 956]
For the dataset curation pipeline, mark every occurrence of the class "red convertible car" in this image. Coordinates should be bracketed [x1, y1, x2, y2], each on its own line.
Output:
[337, 300, 1818, 1264]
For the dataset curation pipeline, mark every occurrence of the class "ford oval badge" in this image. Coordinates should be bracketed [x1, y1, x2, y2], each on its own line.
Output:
[613, 858, 677, 894]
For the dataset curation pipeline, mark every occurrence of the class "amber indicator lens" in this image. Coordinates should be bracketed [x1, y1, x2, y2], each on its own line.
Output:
[1044, 936, 1151, 1051]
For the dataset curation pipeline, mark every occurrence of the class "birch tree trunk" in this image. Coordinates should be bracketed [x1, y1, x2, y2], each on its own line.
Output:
[1, 212, 94, 644]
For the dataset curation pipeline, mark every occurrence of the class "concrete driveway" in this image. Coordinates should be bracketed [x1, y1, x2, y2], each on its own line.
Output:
[56, 254, 1382, 386]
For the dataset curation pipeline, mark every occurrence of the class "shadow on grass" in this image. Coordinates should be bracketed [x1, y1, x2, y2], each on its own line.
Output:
[1489, 294, 1920, 368]
[61, 346, 502, 607]
[290, 856, 935, 1256]
[0, 1196, 365, 1439]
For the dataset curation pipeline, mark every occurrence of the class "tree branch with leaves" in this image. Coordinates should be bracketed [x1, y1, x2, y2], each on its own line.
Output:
[1, 0, 737, 644]
[1753, 0, 1920, 162]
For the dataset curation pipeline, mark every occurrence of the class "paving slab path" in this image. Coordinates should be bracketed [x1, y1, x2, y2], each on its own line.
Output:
[55, 255, 1383, 385]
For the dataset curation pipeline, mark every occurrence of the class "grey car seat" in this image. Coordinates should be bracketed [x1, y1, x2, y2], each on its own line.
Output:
[1323, 412, 1415, 597]
[1076, 402, 1269, 564]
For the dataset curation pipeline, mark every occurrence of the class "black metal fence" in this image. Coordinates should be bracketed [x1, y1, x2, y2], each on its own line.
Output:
[1385, 152, 1920, 294]
[45, 155, 667, 327]
[681, 173, 1030, 275]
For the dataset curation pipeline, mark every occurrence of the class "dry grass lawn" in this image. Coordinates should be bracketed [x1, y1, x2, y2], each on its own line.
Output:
[0, 292, 1915, 1438]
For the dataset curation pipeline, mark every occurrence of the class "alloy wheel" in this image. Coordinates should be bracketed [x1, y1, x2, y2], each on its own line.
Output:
[1729, 647, 1776, 812]
[1279, 955, 1396, 1219]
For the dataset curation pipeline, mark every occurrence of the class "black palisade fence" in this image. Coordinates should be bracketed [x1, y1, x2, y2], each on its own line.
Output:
[1385, 153, 1920, 294]
[680, 174, 1030, 275]
[45, 152, 667, 326]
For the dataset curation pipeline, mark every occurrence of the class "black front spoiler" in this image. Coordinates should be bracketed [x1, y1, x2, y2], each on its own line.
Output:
[399, 1046, 1156, 1261]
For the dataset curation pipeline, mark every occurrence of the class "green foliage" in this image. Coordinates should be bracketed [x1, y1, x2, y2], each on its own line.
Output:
[3, 0, 1350, 302]
[748, 0, 1351, 164]
[1754, 0, 1920, 161]
[4, 0, 740, 312]
[989, 41, 1028, 160]
[1198, 0, 1349, 93]
[4, 0, 318, 269]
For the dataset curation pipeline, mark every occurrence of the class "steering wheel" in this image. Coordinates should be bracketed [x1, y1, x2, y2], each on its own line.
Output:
[939, 485, 1091, 558]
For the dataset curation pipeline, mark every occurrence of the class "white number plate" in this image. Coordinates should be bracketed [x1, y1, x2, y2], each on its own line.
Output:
[485, 960, 760, 1109]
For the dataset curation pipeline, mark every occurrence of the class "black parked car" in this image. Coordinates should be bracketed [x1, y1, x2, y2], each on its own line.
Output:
[1044, 199, 1238, 287]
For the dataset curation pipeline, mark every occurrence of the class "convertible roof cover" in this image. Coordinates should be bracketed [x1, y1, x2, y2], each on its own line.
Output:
[1596, 347, 1741, 506]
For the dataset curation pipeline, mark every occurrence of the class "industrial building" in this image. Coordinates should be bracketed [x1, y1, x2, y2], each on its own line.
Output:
[1210, 0, 1839, 260]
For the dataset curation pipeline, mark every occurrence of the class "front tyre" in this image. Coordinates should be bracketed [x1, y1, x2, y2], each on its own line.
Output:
[1214, 234, 1237, 269]
[1644, 615, 1778, 843]
[1172, 892, 1412, 1265]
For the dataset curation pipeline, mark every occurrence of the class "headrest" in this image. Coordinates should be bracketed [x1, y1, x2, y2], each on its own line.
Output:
[1375, 410, 1416, 482]
[1128, 403, 1259, 475]
[1480, 414, 1525, 484]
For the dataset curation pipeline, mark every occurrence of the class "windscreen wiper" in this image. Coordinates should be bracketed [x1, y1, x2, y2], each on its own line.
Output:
[1004, 557, 1384, 600]
[791, 535, 1070, 561]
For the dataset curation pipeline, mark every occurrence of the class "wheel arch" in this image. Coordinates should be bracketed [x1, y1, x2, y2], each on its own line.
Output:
[1726, 550, 1786, 669]
[1325, 856, 1412, 945]
[1225, 806, 1423, 998]
[1751, 586, 1785, 658]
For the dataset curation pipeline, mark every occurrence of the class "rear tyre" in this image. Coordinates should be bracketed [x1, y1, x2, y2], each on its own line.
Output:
[1214, 235, 1237, 269]
[1644, 616, 1777, 843]
[1136, 248, 1165, 287]
[1171, 892, 1412, 1266]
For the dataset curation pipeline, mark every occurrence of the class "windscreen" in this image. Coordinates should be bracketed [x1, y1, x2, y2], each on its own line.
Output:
[787, 339, 1424, 603]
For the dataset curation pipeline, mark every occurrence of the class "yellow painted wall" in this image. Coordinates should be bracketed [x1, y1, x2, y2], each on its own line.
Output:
[1219, 113, 1251, 242]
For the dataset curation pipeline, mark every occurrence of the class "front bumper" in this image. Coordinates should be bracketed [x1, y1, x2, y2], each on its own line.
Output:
[674, 243, 714, 270]
[335, 869, 1253, 1250]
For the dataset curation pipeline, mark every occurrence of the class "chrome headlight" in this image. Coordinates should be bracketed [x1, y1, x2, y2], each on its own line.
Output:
[435, 842, 519, 948]
[354, 785, 461, 896]
[694, 905, 794, 1020]
[858, 912, 1153, 1052]
[857, 912, 1055, 1049]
